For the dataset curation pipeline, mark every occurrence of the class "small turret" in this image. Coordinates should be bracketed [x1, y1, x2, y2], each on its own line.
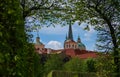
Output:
[77, 35, 81, 43]
[77, 35, 86, 50]
[36, 36, 40, 44]
[36, 31, 43, 45]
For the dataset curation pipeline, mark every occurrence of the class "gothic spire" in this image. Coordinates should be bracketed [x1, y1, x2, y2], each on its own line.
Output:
[68, 20, 73, 40]
[37, 29, 39, 37]
[66, 34, 68, 40]
[36, 29, 40, 44]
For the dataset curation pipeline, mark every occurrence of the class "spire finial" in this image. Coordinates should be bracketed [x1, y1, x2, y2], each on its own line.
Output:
[77, 35, 81, 43]
[78, 35, 80, 38]
[37, 29, 39, 37]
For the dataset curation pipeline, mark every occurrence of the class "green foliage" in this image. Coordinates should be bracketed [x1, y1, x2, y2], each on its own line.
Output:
[63, 57, 86, 72]
[95, 55, 116, 77]
[85, 58, 96, 72]
[21, 0, 74, 30]
[44, 54, 64, 76]
[47, 56, 117, 77]
[0, 0, 42, 77]
[47, 70, 97, 77]
[33, 54, 44, 77]
[74, 0, 120, 75]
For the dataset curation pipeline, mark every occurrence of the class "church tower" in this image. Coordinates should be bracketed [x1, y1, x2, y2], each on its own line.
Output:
[77, 36, 86, 50]
[64, 21, 77, 49]
[34, 32, 45, 54]
[64, 21, 86, 50]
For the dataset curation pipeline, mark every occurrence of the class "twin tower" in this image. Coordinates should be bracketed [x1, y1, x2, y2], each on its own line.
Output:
[64, 22, 86, 50]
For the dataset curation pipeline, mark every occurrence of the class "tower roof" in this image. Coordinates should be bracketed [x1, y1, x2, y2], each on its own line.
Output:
[68, 20, 73, 40]
[77, 35, 81, 43]
[35, 31, 44, 45]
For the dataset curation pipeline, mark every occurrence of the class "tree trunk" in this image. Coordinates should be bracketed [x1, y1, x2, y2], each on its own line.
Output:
[95, 8, 120, 77]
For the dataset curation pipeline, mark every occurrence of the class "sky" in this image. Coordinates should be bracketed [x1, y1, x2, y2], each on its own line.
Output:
[31, 21, 97, 51]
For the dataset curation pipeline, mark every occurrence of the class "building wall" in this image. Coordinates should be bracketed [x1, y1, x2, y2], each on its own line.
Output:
[35, 44, 45, 54]
[64, 41, 77, 49]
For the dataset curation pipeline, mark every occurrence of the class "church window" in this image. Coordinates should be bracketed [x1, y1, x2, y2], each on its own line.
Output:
[75, 45, 76, 48]
[66, 44, 68, 48]
[69, 44, 70, 48]
[37, 48, 39, 50]
[72, 44, 74, 48]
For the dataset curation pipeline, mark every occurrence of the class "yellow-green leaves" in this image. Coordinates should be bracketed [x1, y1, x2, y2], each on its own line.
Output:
[8, 9, 14, 14]
[0, 32, 2, 37]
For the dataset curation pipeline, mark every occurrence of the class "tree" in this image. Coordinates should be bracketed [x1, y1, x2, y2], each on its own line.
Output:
[74, 0, 120, 76]
[20, 0, 74, 30]
[85, 58, 96, 72]
[44, 54, 64, 76]
[63, 57, 86, 72]
[0, 0, 41, 76]
[95, 55, 116, 77]
[33, 54, 45, 77]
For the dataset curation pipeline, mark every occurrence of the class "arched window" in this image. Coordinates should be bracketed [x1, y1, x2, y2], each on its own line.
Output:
[66, 44, 68, 48]
[72, 44, 74, 48]
[69, 44, 70, 48]
[37, 48, 39, 50]
[75, 45, 76, 49]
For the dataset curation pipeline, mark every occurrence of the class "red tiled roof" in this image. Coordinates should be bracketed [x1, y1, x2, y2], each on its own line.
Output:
[34, 46, 98, 59]
[64, 49, 98, 59]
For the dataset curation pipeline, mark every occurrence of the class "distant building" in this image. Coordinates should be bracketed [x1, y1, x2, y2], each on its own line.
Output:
[64, 21, 86, 50]
[34, 35, 46, 54]
[63, 21, 97, 59]
[34, 21, 98, 59]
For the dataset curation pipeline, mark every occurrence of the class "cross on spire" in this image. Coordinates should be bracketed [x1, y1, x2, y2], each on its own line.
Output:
[37, 29, 39, 37]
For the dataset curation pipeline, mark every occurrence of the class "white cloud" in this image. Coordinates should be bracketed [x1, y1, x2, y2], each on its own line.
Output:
[45, 41, 63, 50]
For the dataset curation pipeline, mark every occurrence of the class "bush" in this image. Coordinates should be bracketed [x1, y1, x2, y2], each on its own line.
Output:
[47, 70, 97, 77]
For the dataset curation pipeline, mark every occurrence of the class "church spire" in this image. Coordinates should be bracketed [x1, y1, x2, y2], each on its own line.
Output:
[36, 29, 41, 44]
[66, 34, 68, 40]
[68, 20, 73, 40]
[37, 29, 39, 37]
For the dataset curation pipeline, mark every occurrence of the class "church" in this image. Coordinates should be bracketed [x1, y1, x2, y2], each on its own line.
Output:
[34, 23, 98, 59]
[64, 21, 86, 50]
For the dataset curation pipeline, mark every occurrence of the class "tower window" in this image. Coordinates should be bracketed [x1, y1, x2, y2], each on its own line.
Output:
[37, 48, 39, 50]
[69, 45, 70, 48]
[66, 45, 68, 48]
[72, 44, 74, 48]
[75, 45, 76, 48]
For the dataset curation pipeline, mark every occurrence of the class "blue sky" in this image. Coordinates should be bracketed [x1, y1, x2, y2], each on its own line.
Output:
[31, 21, 97, 51]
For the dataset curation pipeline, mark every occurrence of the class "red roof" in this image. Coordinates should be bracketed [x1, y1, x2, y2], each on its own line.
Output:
[34, 46, 98, 59]
[64, 49, 98, 59]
